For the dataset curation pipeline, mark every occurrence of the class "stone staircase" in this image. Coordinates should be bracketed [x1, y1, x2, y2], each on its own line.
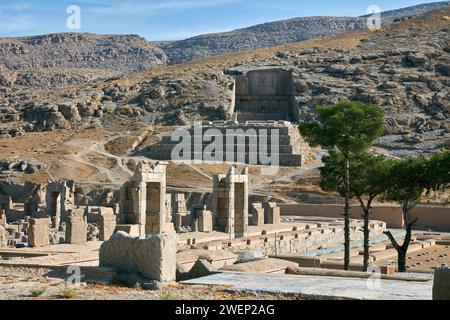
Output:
[141, 121, 311, 167]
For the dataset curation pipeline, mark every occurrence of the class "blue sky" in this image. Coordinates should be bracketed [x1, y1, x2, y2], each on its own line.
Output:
[0, 0, 444, 40]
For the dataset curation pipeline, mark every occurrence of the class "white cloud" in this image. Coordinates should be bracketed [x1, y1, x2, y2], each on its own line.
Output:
[0, 1, 32, 13]
[88, 0, 242, 15]
[0, 1, 35, 34]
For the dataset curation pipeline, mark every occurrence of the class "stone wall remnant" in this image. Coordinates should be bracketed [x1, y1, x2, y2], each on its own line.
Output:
[196, 205, 213, 233]
[65, 208, 88, 244]
[100, 231, 176, 282]
[46, 180, 75, 228]
[0, 209, 6, 225]
[0, 225, 6, 247]
[98, 207, 117, 241]
[433, 265, 450, 300]
[28, 218, 50, 247]
[251, 203, 265, 227]
[172, 193, 190, 231]
[264, 202, 281, 225]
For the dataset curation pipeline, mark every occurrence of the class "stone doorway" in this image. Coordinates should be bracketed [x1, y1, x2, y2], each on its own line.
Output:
[47, 191, 61, 227]
[145, 182, 162, 235]
[235, 69, 298, 122]
[234, 182, 246, 237]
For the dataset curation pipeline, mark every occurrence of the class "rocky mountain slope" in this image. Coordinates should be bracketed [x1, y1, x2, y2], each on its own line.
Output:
[0, 33, 167, 88]
[362, 1, 449, 23]
[0, 2, 447, 90]
[0, 6, 448, 167]
[0, 6, 448, 201]
[159, 1, 450, 64]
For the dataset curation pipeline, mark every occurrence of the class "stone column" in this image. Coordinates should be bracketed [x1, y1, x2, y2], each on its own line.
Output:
[0, 209, 6, 225]
[251, 203, 265, 226]
[65, 209, 88, 244]
[264, 203, 281, 225]
[28, 218, 50, 247]
[99, 208, 117, 241]
[134, 182, 146, 239]
[197, 206, 213, 233]
[0, 225, 6, 247]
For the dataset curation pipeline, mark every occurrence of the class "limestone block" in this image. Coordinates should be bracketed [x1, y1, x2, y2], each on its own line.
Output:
[28, 218, 49, 247]
[65, 209, 88, 244]
[264, 203, 280, 225]
[165, 222, 177, 236]
[370, 248, 398, 261]
[98, 208, 117, 241]
[0, 225, 6, 247]
[115, 224, 140, 237]
[100, 232, 176, 282]
[0, 209, 6, 225]
[177, 259, 215, 281]
[198, 210, 213, 233]
[251, 203, 264, 227]
[433, 265, 450, 300]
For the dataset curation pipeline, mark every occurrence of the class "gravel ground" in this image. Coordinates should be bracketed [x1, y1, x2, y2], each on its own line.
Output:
[0, 266, 294, 300]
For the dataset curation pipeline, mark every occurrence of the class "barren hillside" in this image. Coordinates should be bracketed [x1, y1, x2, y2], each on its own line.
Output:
[159, 1, 449, 64]
[0, 33, 167, 88]
[0, 7, 448, 203]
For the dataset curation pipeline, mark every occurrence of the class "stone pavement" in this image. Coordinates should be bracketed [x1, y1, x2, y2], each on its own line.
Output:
[182, 271, 433, 300]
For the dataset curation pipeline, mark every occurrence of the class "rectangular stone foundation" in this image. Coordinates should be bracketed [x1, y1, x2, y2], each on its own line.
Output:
[100, 232, 176, 282]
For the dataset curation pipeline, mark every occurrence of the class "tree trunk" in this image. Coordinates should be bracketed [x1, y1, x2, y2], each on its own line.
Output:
[384, 203, 417, 273]
[358, 196, 374, 272]
[397, 204, 414, 272]
[344, 156, 351, 271]
[363, 206, 370, 272]
[397, 246, 408, 272]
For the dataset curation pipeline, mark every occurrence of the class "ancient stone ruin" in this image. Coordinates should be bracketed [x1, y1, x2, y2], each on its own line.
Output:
[145, 120, 311, 167]
[100, 232, 177, 282]
[142, 68, 311, 167]
[118, 161, 170, 238]
[234, 68, 298, 122]
[65, 208, 88, 244]
[1, 159, 449, 295]
[46, 180, 75, 228]
[212, 166, 249, 238]
[28, 218, 50, 247]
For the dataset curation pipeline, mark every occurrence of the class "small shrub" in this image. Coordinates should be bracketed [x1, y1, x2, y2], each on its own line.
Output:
[30, 287, 46, 297]
[58, 288, 78, 299]
[161, 291, 176, 300]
